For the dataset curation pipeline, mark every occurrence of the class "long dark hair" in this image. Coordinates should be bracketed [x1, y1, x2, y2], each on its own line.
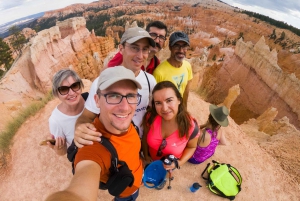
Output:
[208, 114, 221, 132]
[143, 81, 191, 138]
[200, 114, 221, 142]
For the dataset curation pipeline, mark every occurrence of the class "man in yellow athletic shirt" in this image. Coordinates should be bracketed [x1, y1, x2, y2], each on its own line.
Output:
[153, 31, 193, 107]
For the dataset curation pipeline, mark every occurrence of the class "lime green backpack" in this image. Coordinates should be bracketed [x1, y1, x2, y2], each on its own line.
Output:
[201, 160, 242, 200]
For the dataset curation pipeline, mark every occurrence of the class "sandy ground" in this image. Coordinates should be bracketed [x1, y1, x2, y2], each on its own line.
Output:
[0, 92, 299, 201]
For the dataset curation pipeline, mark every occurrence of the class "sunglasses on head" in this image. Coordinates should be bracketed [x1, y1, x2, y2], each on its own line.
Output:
[156, 139, 167, 157]
[57, 81, 81, 95]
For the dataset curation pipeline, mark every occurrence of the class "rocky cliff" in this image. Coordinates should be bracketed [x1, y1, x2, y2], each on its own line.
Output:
[0, 17, 115, 131]
[0, 91, 299, 200]
[0, 1, 299, 199]
[200, 37, 300, 128]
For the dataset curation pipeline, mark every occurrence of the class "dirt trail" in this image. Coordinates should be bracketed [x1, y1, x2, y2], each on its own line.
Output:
[0, 92, 299, 201]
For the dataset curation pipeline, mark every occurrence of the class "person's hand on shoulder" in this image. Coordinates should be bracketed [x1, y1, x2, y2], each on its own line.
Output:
[74, 123, 102, 148]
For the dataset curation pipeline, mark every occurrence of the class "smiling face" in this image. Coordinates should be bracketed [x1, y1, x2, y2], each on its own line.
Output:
[119, 38, 150, 75]
[94, 80, 138, 134]
[148, 26, 167, 53]
[57, 76, 82, 107]
[169, 41, 188, 62]
[153, 87, 181, 122]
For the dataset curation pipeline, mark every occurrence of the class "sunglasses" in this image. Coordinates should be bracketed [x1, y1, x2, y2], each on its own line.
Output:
[156, 139, 167, 157]
[57, 81, 81, 95]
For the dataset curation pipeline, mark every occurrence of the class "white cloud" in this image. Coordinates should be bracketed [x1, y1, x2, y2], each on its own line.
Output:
[222, 0, 300, 29]
[1, 0, 300, 29]
[0, 0, 95, 25]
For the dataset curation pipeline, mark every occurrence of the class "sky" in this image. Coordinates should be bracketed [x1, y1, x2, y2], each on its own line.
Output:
[221, 0, 300, 29]
[0, 0, 300, 29]
[0, 0, 96, 25]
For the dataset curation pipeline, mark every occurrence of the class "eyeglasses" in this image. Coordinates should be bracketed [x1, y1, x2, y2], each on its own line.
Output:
[125, 44, 149, 54]
[172, 44, 190, 51]
[57, 82, 81, 95]
[98, 92, 142, 105]
[149, 33, 166, 42]
[156, 139, 167, 157]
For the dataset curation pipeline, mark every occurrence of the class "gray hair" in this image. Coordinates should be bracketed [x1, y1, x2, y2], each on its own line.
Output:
[52, 69, 84, 97]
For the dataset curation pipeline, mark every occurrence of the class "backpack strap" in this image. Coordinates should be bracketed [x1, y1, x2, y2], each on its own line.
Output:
[189, 119, 199, 140]
[67, 140, 77, 174]
[201, 162, 211, 180]
[81, 92, 89, 101]
[143, 70, 150, 94]
[131, 120, 139, 136]
[228, 164, 243, 187]
[100, 137, 123, 172]
[99, 137, 134, 192]
[208, 185, 236, 200]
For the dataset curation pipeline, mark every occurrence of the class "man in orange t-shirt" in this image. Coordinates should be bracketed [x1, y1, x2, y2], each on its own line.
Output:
[46, 66, 143, 201]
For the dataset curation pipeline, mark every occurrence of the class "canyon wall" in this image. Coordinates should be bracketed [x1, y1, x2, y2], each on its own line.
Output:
[0, 17, 115, 131]
[200, 37, 300, 128]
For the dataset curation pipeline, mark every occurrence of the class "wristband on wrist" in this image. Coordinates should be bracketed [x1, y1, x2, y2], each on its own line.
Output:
[174, 159, 180, 169]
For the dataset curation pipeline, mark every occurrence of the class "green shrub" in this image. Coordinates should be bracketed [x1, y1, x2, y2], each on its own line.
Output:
[212, 54, 216, 61]
[0, 91, 53, 154]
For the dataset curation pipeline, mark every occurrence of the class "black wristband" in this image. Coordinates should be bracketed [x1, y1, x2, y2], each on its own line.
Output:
[174, 159, 180, 169]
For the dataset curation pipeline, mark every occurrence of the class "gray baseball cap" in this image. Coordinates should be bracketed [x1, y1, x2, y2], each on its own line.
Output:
[97, 66, 142, 90]
[169, 31, 190, 46]
[120, 27, 156, 47]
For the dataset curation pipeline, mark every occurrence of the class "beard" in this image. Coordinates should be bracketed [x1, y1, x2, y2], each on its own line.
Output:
[175, 53, 185, 62]
[110, 120, 131, 133]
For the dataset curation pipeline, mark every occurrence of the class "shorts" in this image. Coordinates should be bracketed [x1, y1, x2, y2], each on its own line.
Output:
[114, 189, 139, 201]
[188, 157, 202, 164]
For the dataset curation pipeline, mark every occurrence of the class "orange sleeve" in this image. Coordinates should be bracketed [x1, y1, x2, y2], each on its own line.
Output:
[74, 142, 111, 183]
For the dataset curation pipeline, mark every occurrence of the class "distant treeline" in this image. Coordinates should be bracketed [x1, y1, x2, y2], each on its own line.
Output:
[87, 9, 146, 37]
[241, 10, 300, 37]
[26, 6, 146, 38]
[27, 5, 111, 32]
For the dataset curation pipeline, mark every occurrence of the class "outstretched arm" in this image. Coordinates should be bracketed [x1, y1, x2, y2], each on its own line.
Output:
[74, 109, 101, 148]
[45, 160, 101, 201]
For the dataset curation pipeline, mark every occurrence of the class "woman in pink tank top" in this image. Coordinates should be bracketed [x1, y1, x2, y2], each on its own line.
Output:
[188, 104, 229, 164]
[142, 81, 200, 171]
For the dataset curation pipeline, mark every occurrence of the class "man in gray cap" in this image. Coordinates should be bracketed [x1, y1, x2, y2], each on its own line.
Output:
[153, 31, 193, 107]
[108, 21, 168, 74]
[46, 66, 143, 201]
[73, 27, 157, 147]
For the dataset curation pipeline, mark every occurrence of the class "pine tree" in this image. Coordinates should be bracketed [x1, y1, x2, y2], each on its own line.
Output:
[270, 29, 277, 40]
[0, 37, 13, 70]
[280, 31, 286, 40]
[238, 32, 244, 40]
[8, 25, 26, 55]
